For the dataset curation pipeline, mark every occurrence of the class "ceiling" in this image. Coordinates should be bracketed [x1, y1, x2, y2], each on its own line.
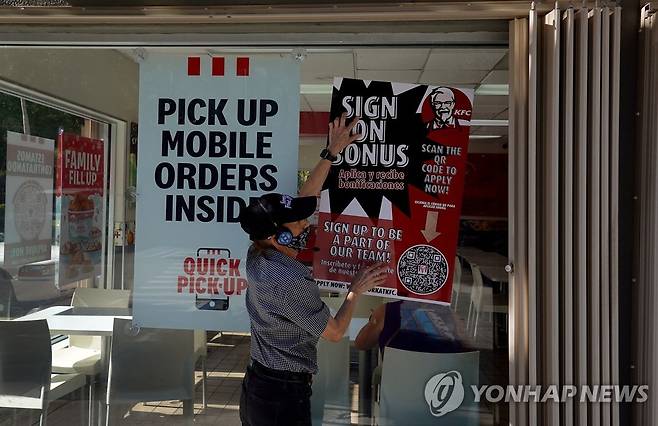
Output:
[119, 46, 509, 141]
[299, 47, 509, 141]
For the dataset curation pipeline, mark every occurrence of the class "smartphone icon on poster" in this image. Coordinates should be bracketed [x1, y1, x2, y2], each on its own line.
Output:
[194, 247, 231, 311]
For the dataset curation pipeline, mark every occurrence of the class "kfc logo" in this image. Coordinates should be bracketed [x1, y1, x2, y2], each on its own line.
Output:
[429, 87, 457, 129]
[424, 370, 465, 417]
[421, 86, 473, 128]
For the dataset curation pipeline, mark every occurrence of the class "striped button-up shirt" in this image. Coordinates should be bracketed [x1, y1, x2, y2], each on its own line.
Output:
[245, 245, 331, 374]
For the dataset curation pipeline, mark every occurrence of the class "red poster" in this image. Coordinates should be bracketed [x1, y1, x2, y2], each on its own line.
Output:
[57, 133, 104, 196]
[57, 133, 104, 284]
[313, 78, 474, 305]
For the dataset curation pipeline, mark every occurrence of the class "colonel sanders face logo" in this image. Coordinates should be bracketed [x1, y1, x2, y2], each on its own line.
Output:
[429, 87, 457, 129]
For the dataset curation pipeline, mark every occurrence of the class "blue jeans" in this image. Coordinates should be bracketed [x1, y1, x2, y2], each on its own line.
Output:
[239, 365, 312, 426]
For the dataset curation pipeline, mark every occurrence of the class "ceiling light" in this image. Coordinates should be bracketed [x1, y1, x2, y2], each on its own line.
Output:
[300, 84, 333, 95]
[470, 119, 508, 127]
[475, 84, 509, 96]
[469, 135, 502, 139]
[303, 83, 509, 97]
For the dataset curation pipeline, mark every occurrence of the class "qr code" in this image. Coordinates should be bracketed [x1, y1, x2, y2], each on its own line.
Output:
[397, 244, 449, 295]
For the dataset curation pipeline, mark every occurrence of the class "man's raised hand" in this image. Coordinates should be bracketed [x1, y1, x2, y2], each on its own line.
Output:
[327, 112, 362, 156]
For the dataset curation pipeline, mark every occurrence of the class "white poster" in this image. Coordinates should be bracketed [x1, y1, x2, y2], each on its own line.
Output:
[133, 54, 300, 331]
[3, 131, 55, 267]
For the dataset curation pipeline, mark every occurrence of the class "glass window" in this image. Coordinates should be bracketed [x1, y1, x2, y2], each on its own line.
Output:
[0, 44, 509, 426]
[0, 92, 111, 320]
[298, 48, 510, 426]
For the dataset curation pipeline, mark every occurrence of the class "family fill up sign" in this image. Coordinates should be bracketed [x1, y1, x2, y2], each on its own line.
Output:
[56, 133, 105, 285]
[133, 54, 300, 331]
[313, 78, 474, 305]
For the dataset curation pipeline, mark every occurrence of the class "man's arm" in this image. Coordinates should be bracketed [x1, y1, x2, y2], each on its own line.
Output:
[322, 263, 388, 342]
[299, 113, 361, 197]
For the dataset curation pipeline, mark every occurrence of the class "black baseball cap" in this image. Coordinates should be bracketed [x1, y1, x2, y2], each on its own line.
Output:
[239, 193, 317, 240]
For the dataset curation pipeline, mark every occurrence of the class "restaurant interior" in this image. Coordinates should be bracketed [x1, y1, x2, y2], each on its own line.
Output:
[0, 41, 511, 426]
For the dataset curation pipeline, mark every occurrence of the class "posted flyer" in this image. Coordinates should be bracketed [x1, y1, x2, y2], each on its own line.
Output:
[56, 133, 105, 284]
[313, 78, 474, 305]
[3, 131, 55, 267]
[132, 54, 300, 331]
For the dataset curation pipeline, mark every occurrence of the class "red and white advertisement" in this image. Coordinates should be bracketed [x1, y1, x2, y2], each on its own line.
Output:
[56, 133, 104, 284]
[313, 78, 474, 305]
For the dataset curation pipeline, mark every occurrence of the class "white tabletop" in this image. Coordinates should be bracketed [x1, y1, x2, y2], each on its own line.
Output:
[457, 247, 509, 283]
[459, 247, 507, 265]
[461, 252, 508, 267]
[477, 264, 509, 283]
[15, 306, 132, 336]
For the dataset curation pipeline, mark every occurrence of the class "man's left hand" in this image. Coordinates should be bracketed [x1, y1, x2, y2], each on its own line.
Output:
[327, 112, 362, 156]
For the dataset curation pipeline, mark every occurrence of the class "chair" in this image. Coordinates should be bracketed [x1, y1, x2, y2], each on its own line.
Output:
[0, 320, 90, 426]
[105, 318, 195, 425]
[52, 288, 132, 376]
[373, 348, 480, 426]
[51, 288, 131, 424]
[450, 256, 463, 311]
[310, 337, 350, 426]
[70, 288, 132, 308]
[193, 330, 208, 410]
[466, 264, 508, 340]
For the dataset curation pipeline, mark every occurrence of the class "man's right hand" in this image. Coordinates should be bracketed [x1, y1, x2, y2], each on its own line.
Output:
[350, 263, 389, 295]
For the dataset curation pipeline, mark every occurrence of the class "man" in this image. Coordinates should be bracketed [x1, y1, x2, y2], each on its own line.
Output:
[238, 113, 388, 426]
[427, 86, 460, 130]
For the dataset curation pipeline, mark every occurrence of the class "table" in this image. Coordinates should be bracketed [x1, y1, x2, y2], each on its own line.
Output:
[458, 247, 508, 268]
[16, 305, 133, 380]
[17, 306, 131, 336]
[16, 305, 132, 380]
[478, 264, 509, 284]
[458, 247, 509, 283]
[15, 306, 194, 422]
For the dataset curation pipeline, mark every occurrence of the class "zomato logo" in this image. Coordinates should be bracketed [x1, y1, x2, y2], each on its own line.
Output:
[177, 248, 247, 296]
[424, 370, 465, 417]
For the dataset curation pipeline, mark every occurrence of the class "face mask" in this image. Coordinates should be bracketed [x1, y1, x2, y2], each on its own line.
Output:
[288, 226, 311, 251]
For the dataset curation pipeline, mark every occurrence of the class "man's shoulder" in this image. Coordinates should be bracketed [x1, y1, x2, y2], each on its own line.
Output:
[247, 246, 309, 280]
